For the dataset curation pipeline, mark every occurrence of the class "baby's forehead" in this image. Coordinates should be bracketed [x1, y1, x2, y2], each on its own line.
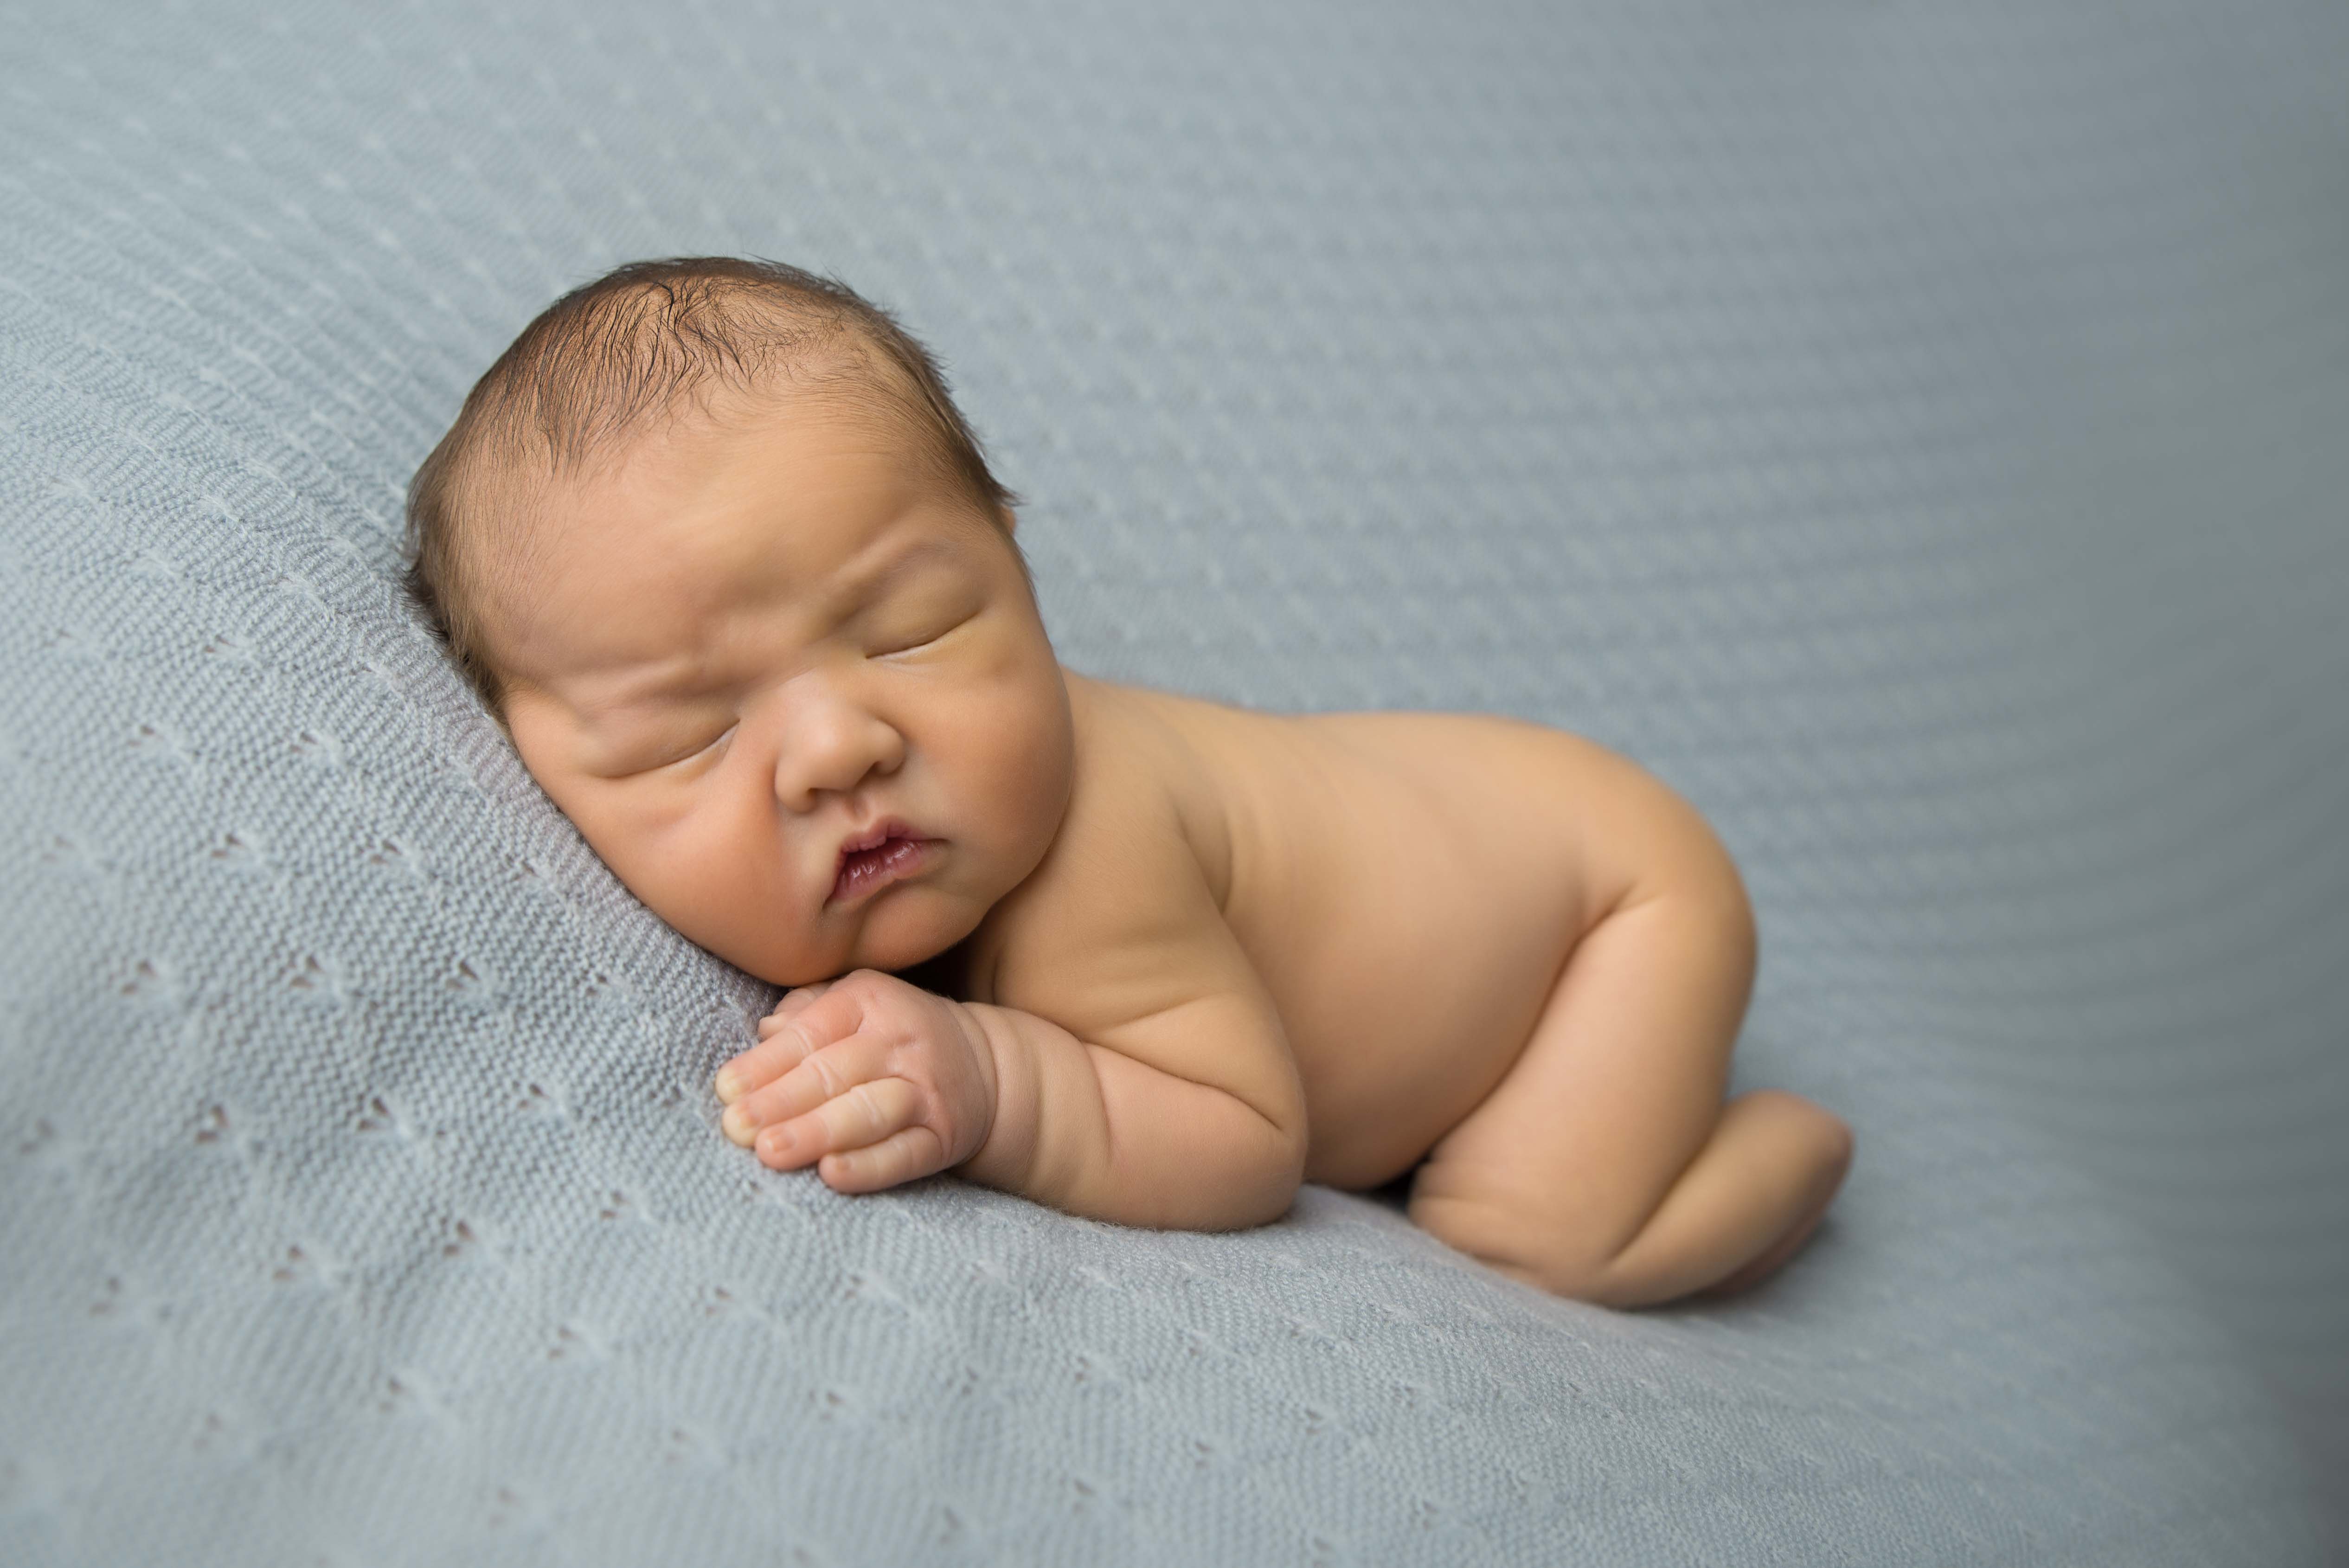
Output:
[480, 405, 998, 642]
[498, 383, 934, 553]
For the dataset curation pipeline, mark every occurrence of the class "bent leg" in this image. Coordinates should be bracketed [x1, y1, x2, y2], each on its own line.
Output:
[1407, 889, 1850, 1308]
[1598, 1088, 1851, 1303]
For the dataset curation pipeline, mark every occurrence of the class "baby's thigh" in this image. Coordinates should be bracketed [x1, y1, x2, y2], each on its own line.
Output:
[1407, 893, 1750, 1258]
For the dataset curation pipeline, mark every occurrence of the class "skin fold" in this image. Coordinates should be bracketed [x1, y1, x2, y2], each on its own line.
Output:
[488, 386, 1853, 1307]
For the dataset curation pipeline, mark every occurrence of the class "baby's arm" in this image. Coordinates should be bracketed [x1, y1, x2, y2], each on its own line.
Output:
[955, 960, 1305, 1230]
[714, 803, 1309, 1231]
[714, 963, 1304, 1230]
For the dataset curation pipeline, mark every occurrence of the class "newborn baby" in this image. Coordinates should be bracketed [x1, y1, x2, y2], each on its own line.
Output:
[407, 257, 1852, 1307]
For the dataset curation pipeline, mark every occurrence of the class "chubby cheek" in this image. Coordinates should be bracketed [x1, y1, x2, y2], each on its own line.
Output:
[583, 794, 830, 985]
[950, 661, 1074, 882]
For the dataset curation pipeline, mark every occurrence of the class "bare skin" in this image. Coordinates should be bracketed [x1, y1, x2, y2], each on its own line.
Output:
[489, 388, 1852, 1307]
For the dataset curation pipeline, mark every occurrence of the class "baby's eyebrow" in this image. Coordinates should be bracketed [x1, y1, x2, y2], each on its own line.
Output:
[580, 536, 973, 714]
[820, 535, 966, 615]
[572, 656, 726, 716]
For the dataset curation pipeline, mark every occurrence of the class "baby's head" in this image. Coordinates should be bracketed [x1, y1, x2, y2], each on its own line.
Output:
[405, 257, 1074, 987]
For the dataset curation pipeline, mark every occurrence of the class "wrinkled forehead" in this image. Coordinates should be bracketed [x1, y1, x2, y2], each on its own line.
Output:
[470, 391, 997, 682]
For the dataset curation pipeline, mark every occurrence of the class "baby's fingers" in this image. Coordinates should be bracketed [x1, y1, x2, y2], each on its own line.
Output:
[758, 981, 836, 1035]
[724, 1031, 891, 1144]
[752, 1076, 924, 1174]
[719, 988, 854, 1103]
[715, 1029, 812, 1106]
[817, 1125, 950, 1194]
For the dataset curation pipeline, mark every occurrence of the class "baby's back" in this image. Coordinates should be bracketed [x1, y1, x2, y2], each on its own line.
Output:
[989, 673, 1635, 1189]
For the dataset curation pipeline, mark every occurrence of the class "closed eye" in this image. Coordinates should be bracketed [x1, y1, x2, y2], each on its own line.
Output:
[641, 723, 735, 772]
[871, 610, 975, 658]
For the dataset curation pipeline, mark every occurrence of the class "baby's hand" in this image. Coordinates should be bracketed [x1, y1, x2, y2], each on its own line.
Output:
[713, 970, 998, 1194]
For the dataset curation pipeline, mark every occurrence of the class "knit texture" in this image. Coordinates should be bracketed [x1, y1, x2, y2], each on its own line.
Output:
[3, 1, 2344, 1562]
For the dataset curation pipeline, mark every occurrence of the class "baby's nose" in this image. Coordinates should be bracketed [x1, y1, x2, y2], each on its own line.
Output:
[768, 686, 904, 808]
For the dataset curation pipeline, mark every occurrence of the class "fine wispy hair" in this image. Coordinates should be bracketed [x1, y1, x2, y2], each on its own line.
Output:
[404, 257, 1019, 711]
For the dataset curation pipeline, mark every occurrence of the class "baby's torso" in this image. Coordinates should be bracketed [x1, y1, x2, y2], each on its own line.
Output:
[953, 671, 1619, 1189]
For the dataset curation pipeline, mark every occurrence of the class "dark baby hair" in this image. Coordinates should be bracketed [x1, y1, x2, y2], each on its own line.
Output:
[404, 256, 1020, 711]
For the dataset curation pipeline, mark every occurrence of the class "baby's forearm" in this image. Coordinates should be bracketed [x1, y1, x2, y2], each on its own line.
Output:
[951, 1001, 1303, 1230]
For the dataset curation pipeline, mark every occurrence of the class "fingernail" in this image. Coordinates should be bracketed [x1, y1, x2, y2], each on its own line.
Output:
[714, 1067, 741, 1104]
[721, 1104, 754, 1146]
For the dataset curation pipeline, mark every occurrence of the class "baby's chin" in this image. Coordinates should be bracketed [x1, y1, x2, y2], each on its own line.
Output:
[738, 887, 980, 990]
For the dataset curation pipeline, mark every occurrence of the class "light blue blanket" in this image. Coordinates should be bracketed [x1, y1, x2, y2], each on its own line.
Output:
[3, 2, 2344, 1562]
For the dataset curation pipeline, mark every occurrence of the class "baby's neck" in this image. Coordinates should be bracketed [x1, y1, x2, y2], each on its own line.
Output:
[890, 937, 981, 1000]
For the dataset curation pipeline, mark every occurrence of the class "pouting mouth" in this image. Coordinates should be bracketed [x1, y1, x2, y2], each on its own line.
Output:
[835, 816, 920, 868]
[828, 819, 937, 907]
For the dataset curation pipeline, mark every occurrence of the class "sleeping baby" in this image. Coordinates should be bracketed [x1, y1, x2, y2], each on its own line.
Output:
[404, 257, 1852, 1307]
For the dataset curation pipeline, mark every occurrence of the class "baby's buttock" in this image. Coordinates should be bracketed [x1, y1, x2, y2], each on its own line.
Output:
[1192, 704, 1609, 1188]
